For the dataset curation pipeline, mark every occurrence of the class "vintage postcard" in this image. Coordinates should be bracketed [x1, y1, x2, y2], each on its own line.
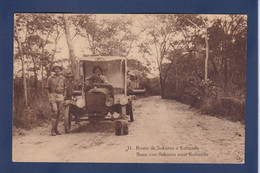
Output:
[12, 13, 246, 163]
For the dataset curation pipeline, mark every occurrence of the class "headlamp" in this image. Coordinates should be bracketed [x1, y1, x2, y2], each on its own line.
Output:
[76, 97, 85, 108]
[105, 96, 114, 106]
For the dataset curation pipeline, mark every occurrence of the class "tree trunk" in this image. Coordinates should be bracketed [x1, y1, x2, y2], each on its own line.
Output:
[159, 72, 165, 99]
[223, 38, 228, 88]
[224, 57, 228, 88]
[41, 65, 44, 94]
[63, 14, 80, 81]
[14, 23, 28, 107]
[204, 28, 209, 82]
[32, 56, 38, 90]
[175, 67, 178, 93]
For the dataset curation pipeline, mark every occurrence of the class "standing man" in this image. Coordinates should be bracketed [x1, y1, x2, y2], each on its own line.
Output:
[46, 63, 66, 136]
[65, 72, 76, 100]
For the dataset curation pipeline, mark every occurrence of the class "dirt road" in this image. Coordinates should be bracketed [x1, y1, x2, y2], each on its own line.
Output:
[13, 96, 245, 163]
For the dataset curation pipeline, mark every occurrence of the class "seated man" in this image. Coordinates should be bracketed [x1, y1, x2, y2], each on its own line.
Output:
[127, 72, 139, 90]
[85, 66, 113, 94]
[85, 66, 114, 110]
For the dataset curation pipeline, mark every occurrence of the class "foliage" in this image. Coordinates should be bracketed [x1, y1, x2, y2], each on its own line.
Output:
[157, 15, 247, 122]
[13, 77, 52, 129]
[75, 14, 135, 56]
[13, 14, 149, 128]
[13, 14, 247, 128]
[138, 15, 179, 98]
[145, 77, 161, 95]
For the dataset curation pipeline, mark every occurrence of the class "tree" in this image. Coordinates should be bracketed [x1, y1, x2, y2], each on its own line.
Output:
[176, 14, 212, 82]
[14, 14, 28, 107]
[138, 15, 178, 98]
[163, 14, 247, 102]
[75, 14, 139, 57]
[63, 14, 80, 81]
[208, 15, 247, 88]
[14, 14, 64, 91]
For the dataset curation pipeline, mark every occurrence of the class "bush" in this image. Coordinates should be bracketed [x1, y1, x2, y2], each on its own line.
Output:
[13, 78, 52, 129]
[165, 77, 246, 123]
[13, 93, 52, 129]
[145, 77, 160, 95]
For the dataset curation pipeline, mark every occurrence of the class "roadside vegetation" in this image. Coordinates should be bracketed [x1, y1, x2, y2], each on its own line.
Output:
[13, 14, 246, 129]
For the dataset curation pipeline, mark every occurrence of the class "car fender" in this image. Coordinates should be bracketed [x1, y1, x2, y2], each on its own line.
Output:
[63, 96, 85, 108]
[114, 94, 130, 105]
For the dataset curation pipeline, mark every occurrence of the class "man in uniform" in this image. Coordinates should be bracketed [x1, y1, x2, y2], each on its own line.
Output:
[65, 72, 76, 100]
[127, 71, 139, 89]
[46, 64, 66, 136]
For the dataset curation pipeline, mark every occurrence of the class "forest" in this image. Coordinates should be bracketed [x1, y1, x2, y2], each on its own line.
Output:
[13, 14, 247, 128]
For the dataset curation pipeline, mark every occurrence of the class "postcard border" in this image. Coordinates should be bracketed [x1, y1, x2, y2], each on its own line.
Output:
[0, 0, 257, 173]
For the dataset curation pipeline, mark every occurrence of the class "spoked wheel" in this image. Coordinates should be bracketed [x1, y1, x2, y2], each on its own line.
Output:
[64, 105, 71, 133]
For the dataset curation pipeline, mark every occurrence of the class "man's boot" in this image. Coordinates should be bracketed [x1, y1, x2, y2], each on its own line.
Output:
[51, 118, 56, 136]
[54, 116, 61, 135]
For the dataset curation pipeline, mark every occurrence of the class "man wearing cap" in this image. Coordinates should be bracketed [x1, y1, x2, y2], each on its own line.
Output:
[85, 65, 110, 91]
[127, 71, 139, 89]
[45, 64, 66, 136]
[85, 65, 114, 105]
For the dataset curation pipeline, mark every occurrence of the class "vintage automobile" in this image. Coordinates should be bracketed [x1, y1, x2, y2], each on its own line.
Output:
[63, 56, 134, 133]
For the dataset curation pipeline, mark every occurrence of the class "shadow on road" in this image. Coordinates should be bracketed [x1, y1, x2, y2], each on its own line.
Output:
[70, 121, 115, 133]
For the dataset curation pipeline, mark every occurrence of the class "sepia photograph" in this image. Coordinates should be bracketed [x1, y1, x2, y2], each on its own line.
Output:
[12, 13, 246, 163]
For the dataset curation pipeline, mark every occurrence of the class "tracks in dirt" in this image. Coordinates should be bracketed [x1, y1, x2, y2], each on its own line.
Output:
[13, 96, 245, 163]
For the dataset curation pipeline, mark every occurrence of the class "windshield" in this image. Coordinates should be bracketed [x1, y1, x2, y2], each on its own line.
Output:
[82, 59, 126, 89]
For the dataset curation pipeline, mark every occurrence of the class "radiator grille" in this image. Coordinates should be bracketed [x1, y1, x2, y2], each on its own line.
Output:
[86, 92, 107, 114]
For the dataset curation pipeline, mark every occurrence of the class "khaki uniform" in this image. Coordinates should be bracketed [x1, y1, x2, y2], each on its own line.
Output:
[46, 74, 66, 136]
[127, 78, 139, 89]
[66, 80, 77, 100]
[46, 75, 66, 115]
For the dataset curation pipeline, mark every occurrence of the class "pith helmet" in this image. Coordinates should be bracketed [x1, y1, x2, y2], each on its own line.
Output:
[52, 63, 63, 71]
